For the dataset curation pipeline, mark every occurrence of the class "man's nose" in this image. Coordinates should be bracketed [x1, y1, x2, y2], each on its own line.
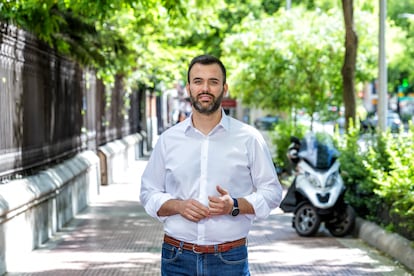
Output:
[201, 82, 209, 91]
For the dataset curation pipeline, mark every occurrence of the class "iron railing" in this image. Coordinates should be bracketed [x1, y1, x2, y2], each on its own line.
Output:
[0, 22, 145, 181]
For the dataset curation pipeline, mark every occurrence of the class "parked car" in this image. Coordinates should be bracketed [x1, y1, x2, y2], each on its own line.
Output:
[361, 111, 402, 133]
[254, 115, 280, 131]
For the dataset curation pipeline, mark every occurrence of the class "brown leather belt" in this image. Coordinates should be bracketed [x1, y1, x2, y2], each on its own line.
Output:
[163, 235, 247, 254]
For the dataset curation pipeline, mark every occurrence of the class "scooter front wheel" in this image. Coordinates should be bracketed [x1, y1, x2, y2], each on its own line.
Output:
[293, 203, 321, 237]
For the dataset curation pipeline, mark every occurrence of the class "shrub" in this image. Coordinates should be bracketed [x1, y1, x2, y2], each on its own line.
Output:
[336, 120, 414, 240]
[366, 123, 414, 238]
[270, 119, 307, 174]
[334, 120, 381, 219]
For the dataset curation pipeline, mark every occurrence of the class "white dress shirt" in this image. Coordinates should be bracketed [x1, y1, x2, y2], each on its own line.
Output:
[140, 110, 282, 245]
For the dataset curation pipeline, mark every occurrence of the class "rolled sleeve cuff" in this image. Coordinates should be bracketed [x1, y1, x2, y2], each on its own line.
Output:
[144, 193, 174, 222]
[244, 193, 271, 219]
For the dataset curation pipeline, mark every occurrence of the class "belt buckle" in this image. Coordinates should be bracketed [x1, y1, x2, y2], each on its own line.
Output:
[192, 244, 203, 254]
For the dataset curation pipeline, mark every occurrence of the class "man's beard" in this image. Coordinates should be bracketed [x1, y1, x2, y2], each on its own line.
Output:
[189, 89, 224, 115]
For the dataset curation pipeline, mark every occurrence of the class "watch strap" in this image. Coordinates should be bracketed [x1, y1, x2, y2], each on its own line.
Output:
[231, 198, 240, 216]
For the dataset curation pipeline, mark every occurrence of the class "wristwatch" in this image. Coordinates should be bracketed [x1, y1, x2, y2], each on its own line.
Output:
[231, 198, 240, 216]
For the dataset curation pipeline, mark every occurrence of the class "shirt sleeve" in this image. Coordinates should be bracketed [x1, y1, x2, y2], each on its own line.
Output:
[244, 133, 283, 219]
[139, 136, 173, 222]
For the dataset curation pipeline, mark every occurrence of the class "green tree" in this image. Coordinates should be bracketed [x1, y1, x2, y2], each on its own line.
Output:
[0, 0, 224, 87]
[341, 0, 357, 130]
[387, 1, 414, 96]
[221, 4, 405, 126]
[222, 7, 347, 123]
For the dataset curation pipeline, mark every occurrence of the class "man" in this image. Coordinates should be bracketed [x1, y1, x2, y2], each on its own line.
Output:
[140, 54, 282, 275]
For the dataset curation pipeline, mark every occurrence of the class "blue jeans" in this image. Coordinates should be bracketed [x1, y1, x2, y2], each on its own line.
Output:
[161, 242, 250, 276]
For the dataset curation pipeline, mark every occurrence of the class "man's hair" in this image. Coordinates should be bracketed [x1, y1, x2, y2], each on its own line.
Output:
[187, 54, 227, 84]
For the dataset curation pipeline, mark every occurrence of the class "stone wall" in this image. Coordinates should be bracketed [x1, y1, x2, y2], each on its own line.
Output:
[0, 133, 145, 275]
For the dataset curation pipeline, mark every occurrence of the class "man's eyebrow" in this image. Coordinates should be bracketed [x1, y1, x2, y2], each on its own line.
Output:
[192, 77, 220, 82]
[209, 77, 220, 81]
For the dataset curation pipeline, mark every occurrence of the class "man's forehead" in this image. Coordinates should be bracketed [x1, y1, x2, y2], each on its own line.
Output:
[190, 63, 223, 80]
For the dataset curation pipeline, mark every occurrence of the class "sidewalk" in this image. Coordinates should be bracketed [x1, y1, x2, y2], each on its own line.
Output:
[6, 159, 162, 276]
[5, 159, 413, 275]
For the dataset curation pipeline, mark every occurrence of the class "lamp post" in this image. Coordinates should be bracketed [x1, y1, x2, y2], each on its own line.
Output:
[378, 0, 387, 131]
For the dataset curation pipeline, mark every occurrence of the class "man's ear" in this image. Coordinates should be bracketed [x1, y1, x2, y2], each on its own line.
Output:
[223, 83, 229, 96]
[185, 83, 190, 96]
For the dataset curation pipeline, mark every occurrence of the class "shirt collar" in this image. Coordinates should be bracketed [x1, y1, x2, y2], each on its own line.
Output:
[184, 109, 229, 134]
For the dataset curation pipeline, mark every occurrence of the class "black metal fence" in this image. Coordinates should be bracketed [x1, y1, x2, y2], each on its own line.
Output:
[0, 23, 146, 181]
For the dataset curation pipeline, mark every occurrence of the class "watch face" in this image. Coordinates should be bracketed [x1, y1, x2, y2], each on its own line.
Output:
[232, 208, 240, 216]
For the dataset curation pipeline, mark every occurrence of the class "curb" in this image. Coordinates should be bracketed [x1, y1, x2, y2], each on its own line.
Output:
[355, 217, 414, 272]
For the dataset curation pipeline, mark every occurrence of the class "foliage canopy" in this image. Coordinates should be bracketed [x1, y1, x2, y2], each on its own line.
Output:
[1, 0, 412, 98]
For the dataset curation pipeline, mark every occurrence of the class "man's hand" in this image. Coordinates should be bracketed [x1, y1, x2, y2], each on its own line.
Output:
[177, 199, 210, 222]
[157, 199, 209, 222]
[208, 185, 233, 216]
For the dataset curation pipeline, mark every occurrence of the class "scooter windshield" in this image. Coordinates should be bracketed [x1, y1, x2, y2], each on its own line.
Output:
[298, 132, 339, 169]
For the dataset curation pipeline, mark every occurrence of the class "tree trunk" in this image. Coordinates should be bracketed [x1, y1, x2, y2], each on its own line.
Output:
[341, 0, 358, 131]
